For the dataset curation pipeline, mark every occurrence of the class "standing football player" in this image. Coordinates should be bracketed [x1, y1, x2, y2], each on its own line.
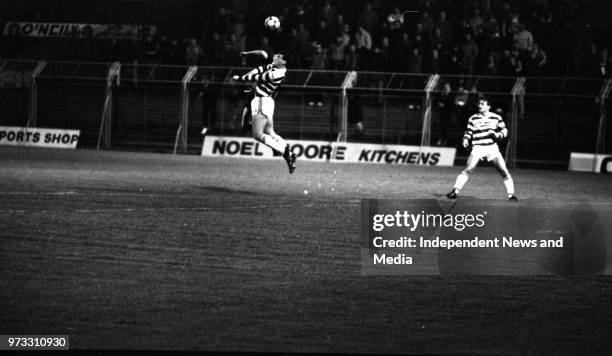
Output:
[232, 52, 296, 174]
[446, 98, 518, 200]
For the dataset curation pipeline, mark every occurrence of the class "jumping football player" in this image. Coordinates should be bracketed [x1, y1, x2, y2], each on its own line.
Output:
[446, 98, 518, 200]
[232, 52, 296, 174]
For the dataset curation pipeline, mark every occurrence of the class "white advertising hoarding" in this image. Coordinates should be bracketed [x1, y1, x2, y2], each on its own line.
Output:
[202, 136, 456, 166]
[0, 126, 80, 149]
[569, 152, 612, 173]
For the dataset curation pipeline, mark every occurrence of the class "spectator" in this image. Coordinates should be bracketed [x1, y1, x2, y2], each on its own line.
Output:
[593, 24, 609, 77]
[332, 14, 346, 38]
[359, 2, 379, 35]
[286, 28, 302, 68]
[413, 34, 426, 54]
[527, 42, 547, 76]
[329, 36, 346, 70]
[431, 27, 448, 54]
[357, 26, 373, 51]
[549, 19, 574, 76]
[407, 47, 423, 73]
[474, 26, 489, 69]
[503, 10, 521, 38]
[533, 12, 553, 54]
[233, 13, 246, 38]
[380, 36, 392, 68]
[205, 33, 222, 65]
[488, 24, 504, 61]
[310, 43, 328, 69]
[259, 36, 274, 60]
[210, 7, 232, 37]
[296, 23, 311, 58]
[513, 57, 524, 76]
[428, 49, 441, 73]
[398, 32, 413, 71]
[436, 82, 454, 146]
[444, 53, 463, 75]
[345, 43, 359, 70]
[420, 12, 434, 37]
[199, 75, 218, 132]
[459, 33, 479, 74]
[468, 9, 484, 32]
[584, 44, 602, 78]
[514, 22, 534, 55]
[498, 50, 514, 75]
[339, 23, 351, 47]
[482, 15, 499, 37]
[414, 22, 428, 45]
[482, 54, 498, 75]
[436, 11, 453, 42]
[185, 38, 202, 66]
[314, 20, 333, 47]
[355, 26, 373, 69]
[226, 33, 245, 65]
[105, 37, 123, 62]
[140, 35, 160, 64]
[167, 39, 181, 65]
[453, 86, 471, 124]
[319, 0, 338, 33]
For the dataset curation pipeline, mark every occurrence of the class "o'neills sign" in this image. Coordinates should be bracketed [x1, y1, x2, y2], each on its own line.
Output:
[0, 126, 80, 149]
[202, 136, 456, 166]
[3, 22, 156, 39]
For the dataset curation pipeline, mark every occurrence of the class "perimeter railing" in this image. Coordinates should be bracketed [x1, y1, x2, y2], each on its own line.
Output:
[1, 59, 609, 167]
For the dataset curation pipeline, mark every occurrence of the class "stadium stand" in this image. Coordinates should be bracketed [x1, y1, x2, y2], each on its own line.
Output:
[1, 0, 611, 78]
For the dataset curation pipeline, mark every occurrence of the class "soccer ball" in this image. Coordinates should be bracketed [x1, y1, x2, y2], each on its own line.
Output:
[264, 16, 280, 30]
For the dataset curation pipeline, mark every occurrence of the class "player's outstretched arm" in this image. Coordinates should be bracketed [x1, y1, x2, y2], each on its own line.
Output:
[233, 67, 285, 84]
[240, 50, 269, 60]
[232, 67, 264, 82]
[232, 72, 261, 82]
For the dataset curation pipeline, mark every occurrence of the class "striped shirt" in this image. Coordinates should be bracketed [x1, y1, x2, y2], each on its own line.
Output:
[463, 111, 508, 146]
[236, 64, 286, 97]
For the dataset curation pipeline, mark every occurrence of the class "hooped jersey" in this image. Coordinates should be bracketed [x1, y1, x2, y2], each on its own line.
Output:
[236, 63, 285, 98]
[463, 111, 508, 146]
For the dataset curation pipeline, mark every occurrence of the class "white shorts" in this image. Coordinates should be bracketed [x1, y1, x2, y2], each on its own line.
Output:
[471, 144, 503, 162]
[250, 97, 275, 120]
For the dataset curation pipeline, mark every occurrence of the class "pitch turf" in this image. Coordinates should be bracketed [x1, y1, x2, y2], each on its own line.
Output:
[1, 146, 612, 354]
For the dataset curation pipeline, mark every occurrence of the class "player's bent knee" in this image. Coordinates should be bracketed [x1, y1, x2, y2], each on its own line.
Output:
[251, 126, 264, 141]
[461, 170, 471, 176]
[253, 133, 266, 142]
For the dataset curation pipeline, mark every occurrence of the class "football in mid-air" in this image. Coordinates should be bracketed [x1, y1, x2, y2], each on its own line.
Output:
[264, 16, 280, 30]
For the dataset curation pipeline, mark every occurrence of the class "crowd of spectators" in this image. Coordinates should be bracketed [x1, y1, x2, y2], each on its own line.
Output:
[2, 0, 611, 78]
[142, 0, 609, 78]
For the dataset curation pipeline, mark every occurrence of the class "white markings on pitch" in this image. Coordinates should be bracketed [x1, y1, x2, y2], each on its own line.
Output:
[0, 199, 359, 214]
[0, 191, 80, 195]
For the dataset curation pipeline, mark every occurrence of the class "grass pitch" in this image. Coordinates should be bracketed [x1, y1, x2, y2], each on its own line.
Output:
[1, 146, 611, 354]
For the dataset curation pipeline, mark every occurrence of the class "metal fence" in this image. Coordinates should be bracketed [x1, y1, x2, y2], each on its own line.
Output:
[1, 59, 610, 167]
